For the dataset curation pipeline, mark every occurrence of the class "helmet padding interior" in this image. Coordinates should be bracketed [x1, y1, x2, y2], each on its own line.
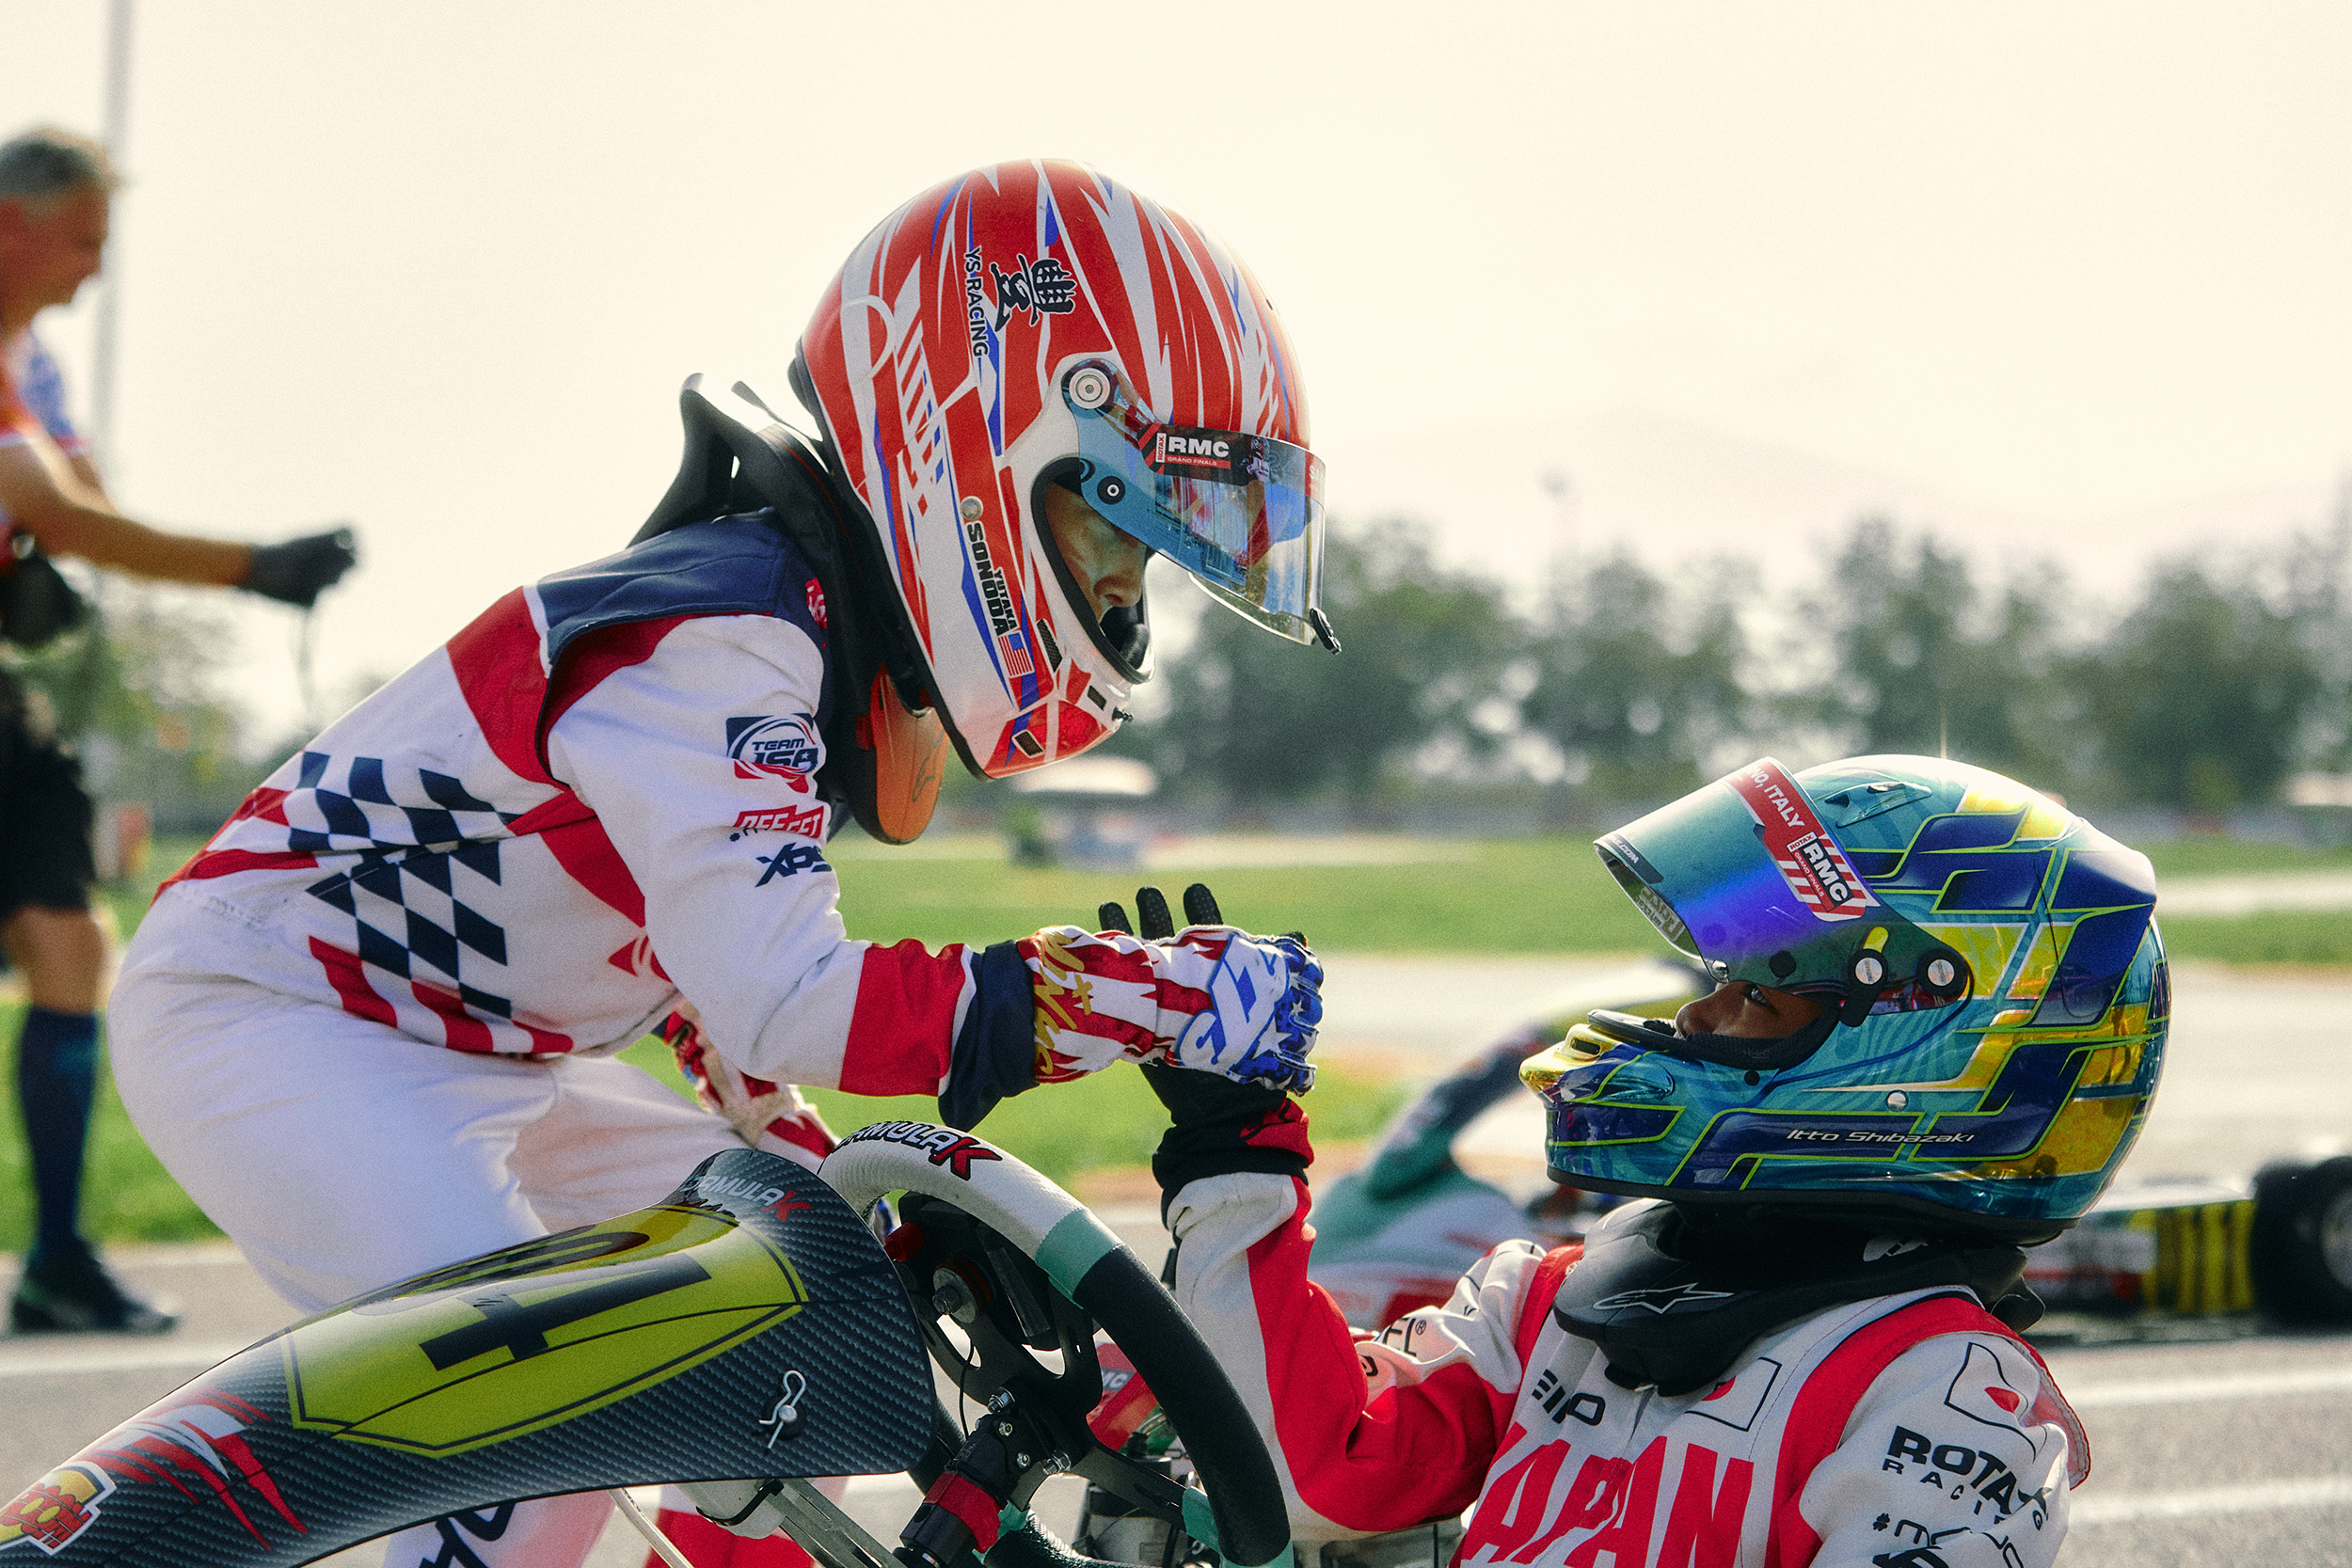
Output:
[1585, 1006, 1842, 1074]
[1036, 462, 1151, 678]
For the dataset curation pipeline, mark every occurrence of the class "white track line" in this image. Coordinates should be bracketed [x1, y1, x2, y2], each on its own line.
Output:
[0, 1338, 256, 1379]
[2062, 1364, 2352, 1408]
[2074, 1475, 2352, 1525]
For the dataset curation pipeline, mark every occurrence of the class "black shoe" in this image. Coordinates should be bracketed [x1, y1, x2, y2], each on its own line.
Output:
[8, 1245, 180, 1335]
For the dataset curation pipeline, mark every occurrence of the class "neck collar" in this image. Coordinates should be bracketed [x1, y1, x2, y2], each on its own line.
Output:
[1550, 1201, 2037, 1396]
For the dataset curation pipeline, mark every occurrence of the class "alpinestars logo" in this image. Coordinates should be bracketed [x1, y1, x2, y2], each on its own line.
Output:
[726, 715, 823, 792]
[754, 841, 829, 887]
[989, 253, 1078, 329]
[1589, 1280, 1737, 1315]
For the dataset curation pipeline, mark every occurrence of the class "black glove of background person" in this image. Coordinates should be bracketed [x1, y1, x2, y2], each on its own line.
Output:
[243, 527, 358, 608]
[1103, 883, 1312, 1202]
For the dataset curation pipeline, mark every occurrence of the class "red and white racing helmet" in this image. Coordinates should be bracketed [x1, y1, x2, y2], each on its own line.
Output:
[794, 160, 1329, 778]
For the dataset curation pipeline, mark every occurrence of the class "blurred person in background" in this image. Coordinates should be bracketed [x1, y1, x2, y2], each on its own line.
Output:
[0, 125, 357, 1334]
[109, 161, 1327, 1568]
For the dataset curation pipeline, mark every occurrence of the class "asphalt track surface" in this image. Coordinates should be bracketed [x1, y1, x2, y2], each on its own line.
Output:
[4, 958, 2349, 1565]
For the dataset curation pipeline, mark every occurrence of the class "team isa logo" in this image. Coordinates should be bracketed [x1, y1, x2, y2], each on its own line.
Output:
[727, 715, 823, 794]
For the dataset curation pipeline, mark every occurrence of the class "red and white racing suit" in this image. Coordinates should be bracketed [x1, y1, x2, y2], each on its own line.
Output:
[1166, 1174, 2089, 1568]
[131, 514, 990, 1090]
[108, 515, 1020, 1568]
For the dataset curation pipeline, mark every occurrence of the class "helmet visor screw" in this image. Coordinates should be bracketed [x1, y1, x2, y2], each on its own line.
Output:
[1065, 364, 1114, 410]
[959, 497, 984, 521]
[1886, 1089, 1909, 1110]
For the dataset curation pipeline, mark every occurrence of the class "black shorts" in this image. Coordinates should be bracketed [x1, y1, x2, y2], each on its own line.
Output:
[0, 685, 95, 920]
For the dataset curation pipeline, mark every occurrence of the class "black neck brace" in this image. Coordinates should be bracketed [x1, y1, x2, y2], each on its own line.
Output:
[634, 378, 948, 843]
[1550, 1202, 2038, 1396]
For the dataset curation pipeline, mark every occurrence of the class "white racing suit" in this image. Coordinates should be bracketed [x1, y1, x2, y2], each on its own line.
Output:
[109, 516, 1023, 1568]
[1165, 1173, 2090, 1568]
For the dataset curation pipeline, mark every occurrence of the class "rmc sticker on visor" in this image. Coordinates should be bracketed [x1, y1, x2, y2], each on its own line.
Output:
[1147, 425, 1253, 486]
[1727, 759, 1878, 923]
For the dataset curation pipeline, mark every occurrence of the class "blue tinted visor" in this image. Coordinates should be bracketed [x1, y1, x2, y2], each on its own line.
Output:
[1597, 757, 1935, 992]
[1066, 370, 1325, 643]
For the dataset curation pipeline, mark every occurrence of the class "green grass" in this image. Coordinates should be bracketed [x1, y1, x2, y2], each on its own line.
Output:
[0, 1003, 219, 1254]
[2140, 837, 2352, 878]
[827, 832, 2352, 970]
[615, 1037, 1406, 1189]
[2043, 838, 2352, 965]
[2, 837, 228, 1251]
[2155, 911, 2352, 966]
[0, 1015, 1405, 1255]
[828, 836, 1639, 954]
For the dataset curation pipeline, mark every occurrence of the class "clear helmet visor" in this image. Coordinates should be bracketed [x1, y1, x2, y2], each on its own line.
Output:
[1063, 362, 1326, 644]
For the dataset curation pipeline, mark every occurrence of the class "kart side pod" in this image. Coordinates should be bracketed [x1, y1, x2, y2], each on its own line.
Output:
[0, 1150, 930, 1567]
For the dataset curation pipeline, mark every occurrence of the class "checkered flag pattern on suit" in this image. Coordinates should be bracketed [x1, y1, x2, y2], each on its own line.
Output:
[294, 752, 524, 1019]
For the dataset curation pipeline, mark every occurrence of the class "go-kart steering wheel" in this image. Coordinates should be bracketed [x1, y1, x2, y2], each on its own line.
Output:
[822, 1126, 1292, 1568]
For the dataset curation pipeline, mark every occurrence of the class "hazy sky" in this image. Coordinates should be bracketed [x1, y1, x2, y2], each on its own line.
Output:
[13, 2, 2352, 734]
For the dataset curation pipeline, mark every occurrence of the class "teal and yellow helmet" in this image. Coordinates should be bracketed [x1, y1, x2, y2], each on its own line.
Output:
[1524, 755, 2169, 1239]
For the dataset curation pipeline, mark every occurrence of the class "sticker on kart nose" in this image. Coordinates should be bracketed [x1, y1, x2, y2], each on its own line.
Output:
[0, 1461, 115, 1555]
[280, 1208, 808, 1455]
[727, 714, 823, 792]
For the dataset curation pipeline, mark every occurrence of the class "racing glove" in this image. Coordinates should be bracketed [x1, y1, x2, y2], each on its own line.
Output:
[242, 526, 358, 607]
[1028, 883, 1321, 1094]
[937, 881, 1322, 1130]
[1114, 885, 1316, 1202]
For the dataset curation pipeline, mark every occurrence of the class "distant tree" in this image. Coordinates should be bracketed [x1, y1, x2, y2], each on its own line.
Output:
[2074, 562, 2321, 810]
[9, 590, 265, 836]
[1805, 518, 2071, 783]
[1521, 550, 1749, 800]
[2277, 487, 2352, 771]
[1145, 518, 1522, 806]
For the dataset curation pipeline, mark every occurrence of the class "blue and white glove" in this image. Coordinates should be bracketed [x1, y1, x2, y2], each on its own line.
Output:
[1024, 883, 1322, 1095]
[1167, 925, 1324, 1091]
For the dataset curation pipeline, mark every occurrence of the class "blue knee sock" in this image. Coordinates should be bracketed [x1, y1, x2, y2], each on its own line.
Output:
[16, 1006, 101, 1271]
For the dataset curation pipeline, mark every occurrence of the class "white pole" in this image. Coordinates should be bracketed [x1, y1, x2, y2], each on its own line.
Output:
[88, 0, 135, 469]
[82, 0, 135, 859]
